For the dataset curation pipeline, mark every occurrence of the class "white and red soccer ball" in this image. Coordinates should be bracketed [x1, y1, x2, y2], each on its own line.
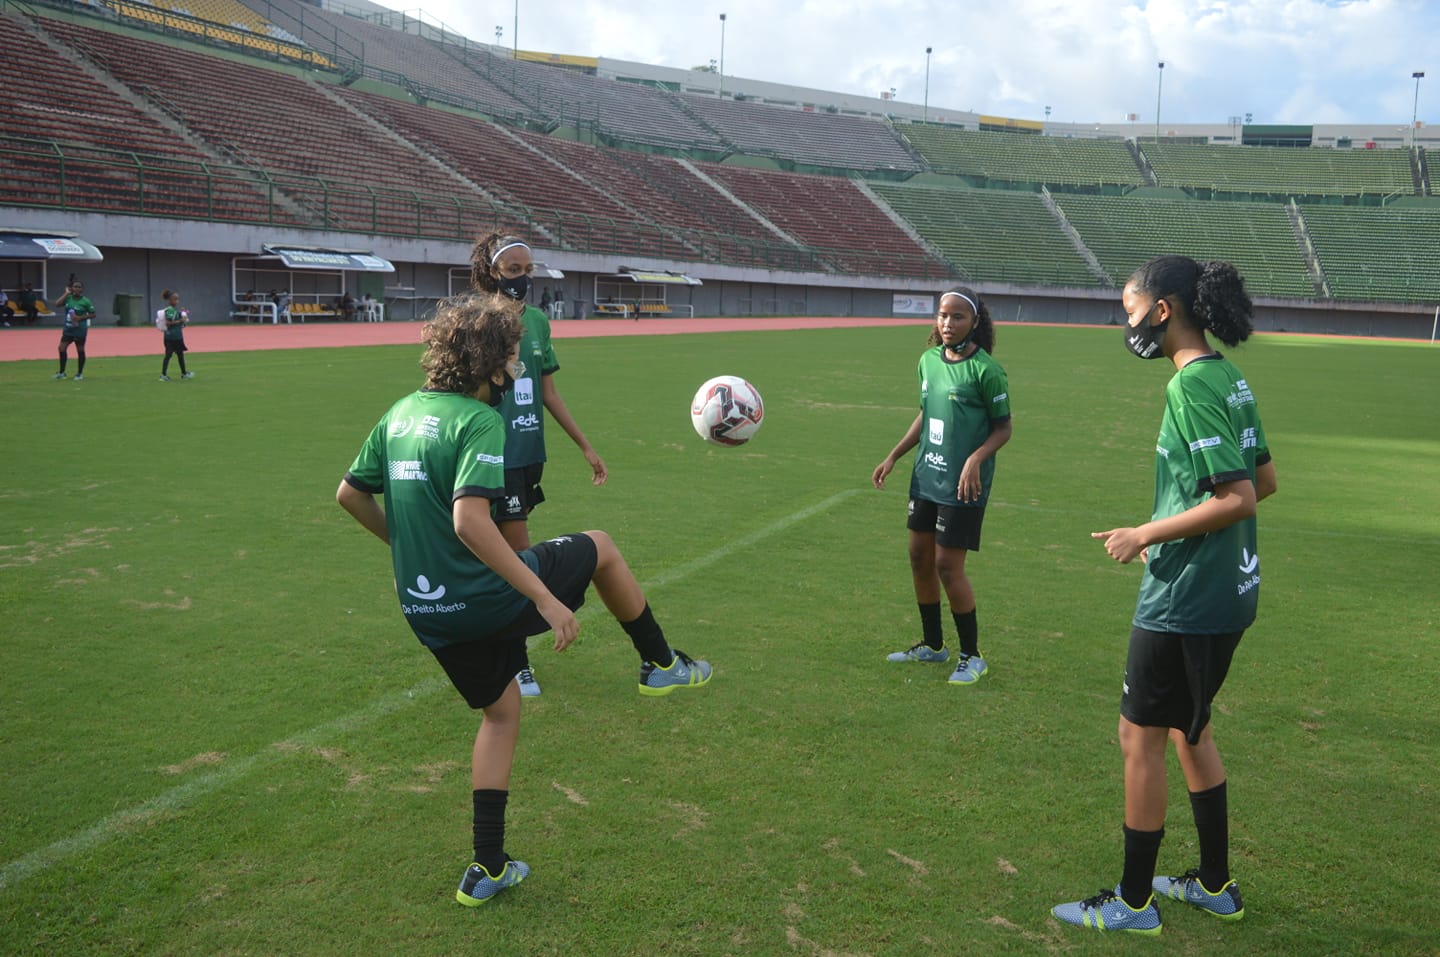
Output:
[690, 375, 765, 446]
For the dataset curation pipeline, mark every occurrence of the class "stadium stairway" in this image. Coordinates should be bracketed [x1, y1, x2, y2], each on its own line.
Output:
[1039, 186, 1111, 285]
[851, 177, 958, 276]
[314, 82, 505, 225]
[489, 124, 702, 259]
[1286, 201, 1331, 297]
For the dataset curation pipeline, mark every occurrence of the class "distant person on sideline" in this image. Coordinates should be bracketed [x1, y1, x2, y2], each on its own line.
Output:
[53, 279, 96, 380]
[156, 289, 193, 381]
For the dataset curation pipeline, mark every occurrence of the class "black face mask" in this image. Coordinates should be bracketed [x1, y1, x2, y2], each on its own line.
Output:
[497, 274, 530, 301]
[1124, 302, 1169, 360]
[484, 370, 515, 408]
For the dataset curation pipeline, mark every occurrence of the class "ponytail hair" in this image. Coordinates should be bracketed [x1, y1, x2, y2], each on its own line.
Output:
[927, 285, 996, 354]
[161, 288, 174, 300]
[1129, 255, 1254, 347]
[469, 231, 525, 294]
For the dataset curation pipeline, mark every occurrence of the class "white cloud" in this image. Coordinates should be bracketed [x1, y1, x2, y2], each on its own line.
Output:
[399, 0, 1435, 125]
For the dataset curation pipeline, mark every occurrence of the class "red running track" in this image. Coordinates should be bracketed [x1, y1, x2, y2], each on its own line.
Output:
[0, 316, 927, 362]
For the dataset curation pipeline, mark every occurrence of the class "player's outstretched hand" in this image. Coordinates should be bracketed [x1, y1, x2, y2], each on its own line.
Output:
[1092, 527, 1147, 564]
[586, 449, 608, 486]
[872, 458, 895, 490]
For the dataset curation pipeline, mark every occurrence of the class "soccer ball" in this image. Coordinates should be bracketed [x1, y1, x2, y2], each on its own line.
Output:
[690, 375, 765, 446]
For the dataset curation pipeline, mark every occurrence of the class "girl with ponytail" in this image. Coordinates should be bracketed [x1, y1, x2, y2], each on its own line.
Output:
[1053, 256, 1278, 935]
[468, 231, 607, 698]
[872, 286, 1013, 686]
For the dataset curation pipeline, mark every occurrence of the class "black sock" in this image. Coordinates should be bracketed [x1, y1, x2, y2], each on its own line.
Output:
[621, 603, 672, 666]
[177, 354, 187, 375]
[918, 602, 943, 650]
[76, 353, 86, 376]
[953, 608, 978, 658]
[1189, 781, 1230, 891]
[162, 357, 170, 375]
[472, 788, 508, 874]
[1120, 825, 1164, 909]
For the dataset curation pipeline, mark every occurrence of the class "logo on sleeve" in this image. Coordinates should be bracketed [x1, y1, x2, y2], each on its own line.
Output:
[1240, 427, 1257, 450]
[1188, 435, 1223, 452]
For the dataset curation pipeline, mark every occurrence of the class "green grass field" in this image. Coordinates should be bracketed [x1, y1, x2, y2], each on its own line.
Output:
[2, 325, 1437, 956]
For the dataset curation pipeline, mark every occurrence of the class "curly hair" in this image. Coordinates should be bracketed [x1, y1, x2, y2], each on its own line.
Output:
[420, 293, 523, 395]
[927, 285, 996, 354]
[468, 230, 529, 294]
[1129, 255, 1254, 347]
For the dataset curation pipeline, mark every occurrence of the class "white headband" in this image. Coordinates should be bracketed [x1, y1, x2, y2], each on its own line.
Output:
[489, 241, 531, 265]
[940, 291, 979, 314]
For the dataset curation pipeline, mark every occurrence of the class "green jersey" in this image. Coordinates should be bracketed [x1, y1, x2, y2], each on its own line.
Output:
[500, 305, 560, 469]
[908, 345, 1011, 507]
[346, 390, 538, 649]
[162, 306, 186, 342]
[1134, 354, 1270, 634]
[61, 294, 95, 336]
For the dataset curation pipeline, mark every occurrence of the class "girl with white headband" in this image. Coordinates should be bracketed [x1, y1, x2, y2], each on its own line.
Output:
[469, 232, 609, 698]
[872, 285, 1012, 685]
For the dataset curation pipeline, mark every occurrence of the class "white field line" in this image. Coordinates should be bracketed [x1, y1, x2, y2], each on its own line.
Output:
[0, 488, 860, 893]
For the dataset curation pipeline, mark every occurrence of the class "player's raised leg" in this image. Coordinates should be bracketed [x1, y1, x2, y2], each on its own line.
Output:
[582, 529, 712, 695]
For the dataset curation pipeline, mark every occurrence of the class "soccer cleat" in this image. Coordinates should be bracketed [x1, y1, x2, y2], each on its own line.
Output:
[1052, 886, 1162, 936]
[948, 653, 989, 685]
[1152, 869, 1245, 920]
[638, 650, 712, 696]
[54, 372, 67, 379]
[73, 374, 84, 381]
[516, 667, 541, 698]
[886, 642, 950, 663]
[456, 859, 529, 906]
[181, 371, 194, 379]
[159, 375, 171, 381]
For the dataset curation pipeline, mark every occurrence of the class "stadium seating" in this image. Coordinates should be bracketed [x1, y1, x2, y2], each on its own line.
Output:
[1142, 142, 1415, 199]
[1302, 204, 1440, 302]
[446, 46, 726, 151]
[705, 166, 951, 278]
[902, 125, 1146, 188]
[102, 0, 329, 66]
[869, 183, 1101, 287]
[0, 12, 276, 220]
[1054, 194, 1316, 298]
[677, 94, 921, 173]
[46, 17, 504, 236]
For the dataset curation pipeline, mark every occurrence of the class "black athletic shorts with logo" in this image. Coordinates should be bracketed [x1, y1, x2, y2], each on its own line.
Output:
[907, 498, 985, 551]
[430, 532, 597, 709]
[494, 463, 546, 523]
[1120, 626, 1244, 746]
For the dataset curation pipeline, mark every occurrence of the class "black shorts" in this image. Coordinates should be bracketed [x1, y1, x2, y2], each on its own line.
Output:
[164, 340, 188, 354]
[60, 333, 87, 346]
[429, 532, 597, 709]
[1120, 626, 1244, 746]
[494, 463, 546, 523]
[907, 498, 985, 551]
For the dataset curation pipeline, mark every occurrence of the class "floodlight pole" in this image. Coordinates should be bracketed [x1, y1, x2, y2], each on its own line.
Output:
[1412, 71, 1426, 151]
[719, 13, 727, 98]
[924, 46, 932, 121]
[1155, 61, 1164, 141]
[513, 0, 518, 58]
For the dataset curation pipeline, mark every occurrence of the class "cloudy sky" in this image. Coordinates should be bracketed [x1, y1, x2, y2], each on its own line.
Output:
[377, 0, 1434, 127]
